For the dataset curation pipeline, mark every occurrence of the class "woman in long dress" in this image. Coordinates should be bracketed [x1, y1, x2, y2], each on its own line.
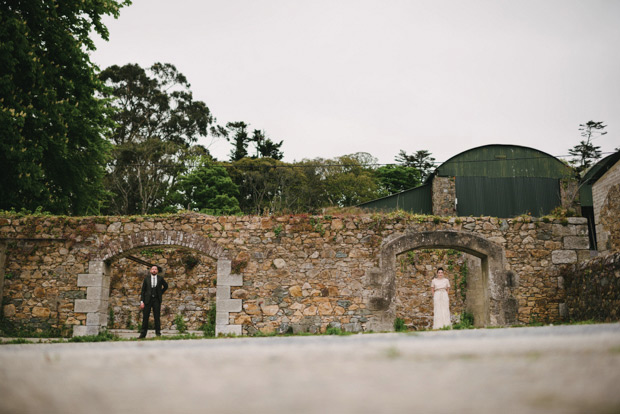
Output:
[431, 267, 451, 329]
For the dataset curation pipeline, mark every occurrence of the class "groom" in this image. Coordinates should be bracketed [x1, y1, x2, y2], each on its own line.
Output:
[138, 265, 169, 338]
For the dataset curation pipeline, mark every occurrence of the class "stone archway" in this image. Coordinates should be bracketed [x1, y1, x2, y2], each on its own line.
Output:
[365, 230, 517, 331]
[72, 230, 242, 337]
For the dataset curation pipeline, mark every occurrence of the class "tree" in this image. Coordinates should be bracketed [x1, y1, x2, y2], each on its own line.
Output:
[226, 122, 250, 162]
[99, 63, 220, 214]
[228, 158, 307, 214]
[568, 121, 605, 174]
[395, 150, 436, 180]
[0, 0, 130, 214]
[252, 129, 284, 160]
[226, 123, 284, 161]
[168, 156, 241, 215]
[375, 164, 422, 194]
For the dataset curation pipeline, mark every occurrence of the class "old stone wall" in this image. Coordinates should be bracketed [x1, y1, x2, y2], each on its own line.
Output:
[561, 252, 620, 322]
[594, 159, 620, 253]
[432, 176, 457, 216]
[0, 213, 590, 336]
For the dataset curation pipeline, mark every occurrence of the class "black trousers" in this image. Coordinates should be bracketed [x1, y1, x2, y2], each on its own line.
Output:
[141, 296, 162, 335]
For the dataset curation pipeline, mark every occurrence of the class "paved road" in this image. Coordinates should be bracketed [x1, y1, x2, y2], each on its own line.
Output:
[1, 324, 619, 414]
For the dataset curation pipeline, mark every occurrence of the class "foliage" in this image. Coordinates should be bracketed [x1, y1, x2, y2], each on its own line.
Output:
[228, 158, 308, 214]
[182, 254, 200, 270]
[325, 326, 352, 335]
[395, 150, 436, 181]
[99, 63, 220, 215]
[568, 121, 605, 174]
[226, 122, 283, 161]
[168, 156, 241, 215]
[452, 312, 474, 330]
[68, 329, 120, 342]
[393, 317, 407, 332]
[201, 303, 216, 338]
[174, 314, 187, 333]
[0, 0, 130, 215]
[375, 164, 422, 194]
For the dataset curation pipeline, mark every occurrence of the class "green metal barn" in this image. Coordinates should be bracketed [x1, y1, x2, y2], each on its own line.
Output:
[360, 144, 575, 218]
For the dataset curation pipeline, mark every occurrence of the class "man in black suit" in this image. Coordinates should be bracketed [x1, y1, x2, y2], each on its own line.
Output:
[138, 265, 169, 338]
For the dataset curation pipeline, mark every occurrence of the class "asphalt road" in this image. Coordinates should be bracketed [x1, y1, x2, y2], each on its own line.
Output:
[1, 324, 619, 414]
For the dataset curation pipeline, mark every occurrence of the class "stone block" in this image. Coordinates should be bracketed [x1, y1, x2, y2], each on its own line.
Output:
[216, 324, 242, 336]
[86, 312, 108, 326]
[217, 259, 231, 278]
[217, 273, 243, 287]
[216, 311, 229, 325]
[77, 274, 104, 287]
[73, 325, 100, 337]
[74, 299, 101, 313]
[89, 261, 106, 275]
[217, 298, 242, 312]
[567, 217, 587, 225]
[86, 286, 109, 301]
[216, 285, 231, 299]
[564, 236, 589, 250]
[551, 250, 577, 264]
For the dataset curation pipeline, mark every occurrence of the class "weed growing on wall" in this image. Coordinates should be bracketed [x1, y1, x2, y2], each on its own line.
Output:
[174, 314, 187, 333]
[393, 317, 407, 332]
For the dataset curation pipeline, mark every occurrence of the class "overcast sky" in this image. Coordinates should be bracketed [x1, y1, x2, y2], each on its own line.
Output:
[91, 0, 620, 165]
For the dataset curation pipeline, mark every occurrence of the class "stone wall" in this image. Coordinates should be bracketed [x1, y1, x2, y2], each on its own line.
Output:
[432, 176, 457, 216]
[0, 213, 590, 336]
[593, 160, 620, 253]
[561, 252, 620, 322]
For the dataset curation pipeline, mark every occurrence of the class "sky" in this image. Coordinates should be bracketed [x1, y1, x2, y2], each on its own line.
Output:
[91, 0, 620, 166]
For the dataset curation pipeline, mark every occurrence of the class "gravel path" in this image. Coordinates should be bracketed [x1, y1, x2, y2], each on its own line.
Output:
[1, 324, 619, 414]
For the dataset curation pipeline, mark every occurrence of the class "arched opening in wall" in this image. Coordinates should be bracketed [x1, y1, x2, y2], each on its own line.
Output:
[375, 230, 513, 331]
[394, 248, 486, 329]
[105, 246, 217, 334]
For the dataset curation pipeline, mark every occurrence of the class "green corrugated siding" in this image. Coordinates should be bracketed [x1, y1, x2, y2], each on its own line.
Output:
[456, 176, 561, 217]
[359, 184, 432, 214]
[580, 184, 593, 207]
[436, 145, 571, 179]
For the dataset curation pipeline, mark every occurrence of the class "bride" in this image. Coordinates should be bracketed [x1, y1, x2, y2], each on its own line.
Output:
[431, 267, 451, 329]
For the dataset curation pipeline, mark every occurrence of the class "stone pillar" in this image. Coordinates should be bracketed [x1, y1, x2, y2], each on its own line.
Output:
[73, 260, 110, 336]
[432, 176, 457, 216]
[215, 258, 243, 336]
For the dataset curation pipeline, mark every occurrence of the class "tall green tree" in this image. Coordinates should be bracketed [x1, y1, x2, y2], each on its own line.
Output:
[226, 123, 284, 161]
[168, 156, 241, 215]
[569, 121, 605, 174]
[99, 63, 220, 214]
[226, 122, 250, 162]
[395, 149, 436, 181]
[228, 158, 307, 214]
[0, 0, 130, 214]
[252, 129, 284, 160]
[375, 164, 422, 194]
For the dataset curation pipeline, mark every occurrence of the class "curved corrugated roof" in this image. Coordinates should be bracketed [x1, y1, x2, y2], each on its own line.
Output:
[581, 150, 620, 185]
[429, 144, 573, 182]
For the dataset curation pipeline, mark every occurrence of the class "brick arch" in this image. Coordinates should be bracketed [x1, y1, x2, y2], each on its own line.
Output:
[73, 231, 242, 337]
[365, 230, 517, 331]
[95, 230, 227, 262]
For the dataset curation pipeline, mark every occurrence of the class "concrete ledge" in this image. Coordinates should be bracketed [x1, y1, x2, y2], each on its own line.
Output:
[217, 299, 242, 312]
[73, 325, 100, 337]
[217, 259, 231, 277]
[86, 312, 108, 326]
[218, 273, 243, 287]
[86, 286, 109, 300]
[216, 324, 242, 336]
[77, 274, 103, 287]
[216, 286, 231, 299]
[216, 311, 230, 325]
[74, 299, 101, 313]
[552, 250, 578, 264]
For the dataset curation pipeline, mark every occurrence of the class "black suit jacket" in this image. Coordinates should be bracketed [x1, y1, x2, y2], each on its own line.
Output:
[140, 274, 169, 305]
